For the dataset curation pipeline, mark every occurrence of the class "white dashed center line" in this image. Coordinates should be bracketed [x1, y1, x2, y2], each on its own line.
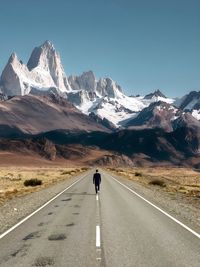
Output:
[95, 192, 102, 264]
[96, 225, 101, 247]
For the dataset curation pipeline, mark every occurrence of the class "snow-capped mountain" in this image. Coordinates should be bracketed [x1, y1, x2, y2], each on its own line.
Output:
[174, 91, 200, 120]
[68, 71, 124, 104]
[0, 41, 176, 127]
[172, 112, 200, 132]
[67, 73, 146, 126]
[144, 89, 166, 99]
[27, 41, 71, 92]
[0, 41, 199, 129]
[126, 101, 180, 131]
[0, 41, 71, 96]
[175, 91, 200, 110]
[68, 71, 175, 126]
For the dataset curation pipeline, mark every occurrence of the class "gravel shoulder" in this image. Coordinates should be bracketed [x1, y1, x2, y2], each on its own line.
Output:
[0, 171, 89, 235]
[107, 170, 200, 234]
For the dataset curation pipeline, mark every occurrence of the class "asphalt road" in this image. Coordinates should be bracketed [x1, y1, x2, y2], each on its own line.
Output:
[0, 169, 199, 267]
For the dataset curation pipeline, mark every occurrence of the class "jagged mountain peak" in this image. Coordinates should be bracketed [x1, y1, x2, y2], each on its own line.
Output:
[144, 89, 166, 99]
[154, 89, 166, 97]
[7, 52, 25, 67]
[42, 40, 55, 50]
[178, 91, 200, 110]
[0, 52, 30, 96]
[96, 76, 123, 98]
[174, 90, 200, 120]
[0, 41, 71, 96]
[147, 100, 172, 109]
[27, 41, 71, 92]
[27, 41, 59, 71]
[8, 52, 18, 63]
[82, 70, 95, 77]
[68, 71, 123, 97]
[68, 70, 96, 92]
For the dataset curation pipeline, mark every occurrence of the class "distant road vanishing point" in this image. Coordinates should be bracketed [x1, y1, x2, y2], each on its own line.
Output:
[0, 169, 199, 267]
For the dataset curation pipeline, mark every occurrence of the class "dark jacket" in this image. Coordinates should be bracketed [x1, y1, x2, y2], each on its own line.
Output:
[93, 173, 101, 185]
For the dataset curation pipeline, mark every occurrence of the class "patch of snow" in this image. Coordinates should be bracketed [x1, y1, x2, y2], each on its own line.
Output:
[171, 115, 179, 121]
[192, 110, 200, 120]
[94, 101, 136, 127]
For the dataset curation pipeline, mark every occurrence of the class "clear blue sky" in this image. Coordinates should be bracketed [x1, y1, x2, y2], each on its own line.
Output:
[0, 0, 200, 97]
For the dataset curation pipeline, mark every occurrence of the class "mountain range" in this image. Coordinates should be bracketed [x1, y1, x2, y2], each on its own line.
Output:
[0, 41, 199, 167]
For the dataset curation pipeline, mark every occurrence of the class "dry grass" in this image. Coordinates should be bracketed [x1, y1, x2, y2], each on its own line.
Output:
[0, 166, 89, 206]
[107, 167, 200, 197]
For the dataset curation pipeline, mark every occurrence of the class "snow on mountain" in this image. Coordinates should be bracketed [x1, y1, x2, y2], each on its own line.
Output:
[175, 91, 200, 110]
[0, 53, 31, 96]
[96, 77, 123, 98]
[1, 40, 199, 129]
[144, 89, 174, 104]
[125, 101, 180, 131]
[68, 81, 145, 126]
[172, 112, 200, 131]
[89, 94, 145, 127]
[0, 41, 71, 96]
[68, 72, 135, 126]
[27, 41, 71, 92]
[144, 89, 166, 99]
[174, 91, 200, 121]
[192, 109, 200, 120]
[68, 72, 175, 126]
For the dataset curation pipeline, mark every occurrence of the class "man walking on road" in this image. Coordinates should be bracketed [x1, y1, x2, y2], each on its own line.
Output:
[93, 169, 101, 194]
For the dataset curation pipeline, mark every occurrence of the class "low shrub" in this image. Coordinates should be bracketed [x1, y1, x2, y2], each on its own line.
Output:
[149, 179, 166, 187]
[135, 172, 142, 177]
[4, 188, 18, 196]
[61, 171, 70, 175]
[24, 179, 42, 187]
[81, 167, 88, 171]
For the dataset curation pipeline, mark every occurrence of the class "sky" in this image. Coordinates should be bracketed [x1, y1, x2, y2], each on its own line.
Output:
[0, 0, 199, 97]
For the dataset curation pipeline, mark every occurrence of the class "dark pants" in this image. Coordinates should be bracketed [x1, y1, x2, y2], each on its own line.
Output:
[95, 183, 100, 194]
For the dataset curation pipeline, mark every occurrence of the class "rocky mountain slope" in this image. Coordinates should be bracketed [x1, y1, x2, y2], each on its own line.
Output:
[126, 101, 180, 131]
[175, 91, 200, 120]
[1, 126, 198, 167]
[0, 93, 110, 135]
